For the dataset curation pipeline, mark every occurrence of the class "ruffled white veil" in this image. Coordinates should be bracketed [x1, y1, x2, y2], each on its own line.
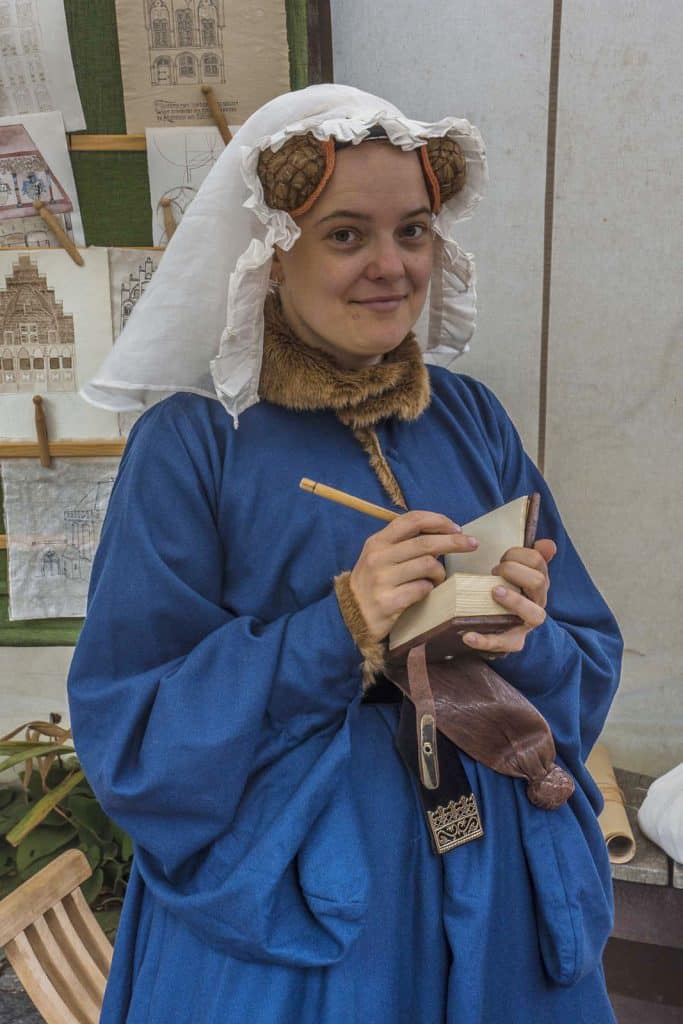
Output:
[82, 83, 487, 426]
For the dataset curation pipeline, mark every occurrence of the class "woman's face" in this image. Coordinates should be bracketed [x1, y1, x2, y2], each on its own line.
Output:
[273, 141, 434, 369]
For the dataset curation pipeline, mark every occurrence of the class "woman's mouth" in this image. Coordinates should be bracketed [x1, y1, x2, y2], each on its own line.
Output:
[353, 296, 406, 312]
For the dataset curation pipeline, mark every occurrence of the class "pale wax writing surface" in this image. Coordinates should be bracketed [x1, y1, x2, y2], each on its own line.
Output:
[0, 110, 85, 247]
[114, 0, 290, 133]
[1, 457, 120, 619]
[0, 246, 119, 439]
[0, 0, 85, 131]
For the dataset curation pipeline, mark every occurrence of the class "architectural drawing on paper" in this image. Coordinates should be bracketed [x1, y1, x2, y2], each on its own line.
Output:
[148, 127, 222, 244]
[118, 253, 157, 334]
[144, 0, 226, 87]
[40, 477, 115, 582]
[0, 1, 85, 130]
[0, 121, 74, 244]
[0, 253, 76, 394]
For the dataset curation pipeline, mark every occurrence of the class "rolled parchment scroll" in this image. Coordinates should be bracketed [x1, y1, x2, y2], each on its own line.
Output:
[586, 743, 636, 864]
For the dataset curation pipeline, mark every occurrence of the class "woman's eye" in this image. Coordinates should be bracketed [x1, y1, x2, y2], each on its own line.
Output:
[401, 223, 429, 240]
[329, 228, 358, 244]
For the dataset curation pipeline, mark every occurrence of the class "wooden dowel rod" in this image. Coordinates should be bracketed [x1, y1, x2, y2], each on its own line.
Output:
[160, 198, 176, 241]
[68, 133, 146, 152]
[32, 201, 83, 266]
[0, 441, 125, 458]
[0, 535, 7, 550]
[33, 396, 51, 468]
[201, 86, 232, 144]
[300, 478, 399, 522]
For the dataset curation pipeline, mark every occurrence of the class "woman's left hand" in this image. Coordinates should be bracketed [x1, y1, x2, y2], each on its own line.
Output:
[461, 539, 557, 657]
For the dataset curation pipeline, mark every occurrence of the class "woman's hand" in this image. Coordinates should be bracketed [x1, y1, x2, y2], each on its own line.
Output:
[349, 510, 480, 641]
[461, 538, 557, 657]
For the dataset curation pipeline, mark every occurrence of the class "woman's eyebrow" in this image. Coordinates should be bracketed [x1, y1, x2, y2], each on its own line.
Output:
[314, 206, 431, 226]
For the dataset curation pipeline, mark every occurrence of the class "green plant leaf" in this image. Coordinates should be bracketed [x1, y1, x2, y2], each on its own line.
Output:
[5, 769, 85, 847]
[15, 825, 78, 872]
[0, 744, 74, 774]
[65, 793, 113, 842]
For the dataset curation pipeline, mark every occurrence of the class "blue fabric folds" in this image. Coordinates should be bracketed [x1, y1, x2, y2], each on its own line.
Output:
[68, 369, 623, 1023]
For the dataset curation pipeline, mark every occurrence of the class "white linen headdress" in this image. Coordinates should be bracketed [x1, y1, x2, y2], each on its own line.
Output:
[82, 84, 487, 426]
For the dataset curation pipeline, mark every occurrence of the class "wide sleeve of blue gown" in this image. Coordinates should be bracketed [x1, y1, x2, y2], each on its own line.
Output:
[445, 374, 624, 987]
[67, 397, 368, 967]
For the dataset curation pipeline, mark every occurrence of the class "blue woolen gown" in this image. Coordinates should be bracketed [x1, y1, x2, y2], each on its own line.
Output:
[67, 368, 623, 1023]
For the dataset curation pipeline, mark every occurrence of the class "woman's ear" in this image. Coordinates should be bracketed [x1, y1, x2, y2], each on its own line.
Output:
[270, 247, 285, 286]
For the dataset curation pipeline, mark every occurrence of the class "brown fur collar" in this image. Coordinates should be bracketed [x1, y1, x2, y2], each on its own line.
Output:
[259, 292, 430, 430]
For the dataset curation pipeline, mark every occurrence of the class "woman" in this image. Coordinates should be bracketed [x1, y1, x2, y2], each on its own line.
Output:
[68, 84, 622, 1023]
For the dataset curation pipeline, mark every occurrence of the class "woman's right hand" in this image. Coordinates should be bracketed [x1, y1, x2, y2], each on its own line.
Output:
[348, 510, 479, 641]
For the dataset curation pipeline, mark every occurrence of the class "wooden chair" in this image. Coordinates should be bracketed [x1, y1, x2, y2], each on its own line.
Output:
[0, 848, 112, 1024]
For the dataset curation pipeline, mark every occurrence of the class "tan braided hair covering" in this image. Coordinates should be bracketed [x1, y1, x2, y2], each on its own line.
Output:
[257, 132, 466, 218]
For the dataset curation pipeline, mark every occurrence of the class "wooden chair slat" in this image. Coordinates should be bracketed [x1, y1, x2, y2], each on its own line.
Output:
[5, 930, 79, 1024]
[64, 888, 114, 975]
[47, 902, 108, 1002]
[0, 849, 91, 948]
[30, 915, 102, 1023]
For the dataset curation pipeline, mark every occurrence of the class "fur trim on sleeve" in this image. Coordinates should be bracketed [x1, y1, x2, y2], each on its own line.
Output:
[334, 571, 386, 690]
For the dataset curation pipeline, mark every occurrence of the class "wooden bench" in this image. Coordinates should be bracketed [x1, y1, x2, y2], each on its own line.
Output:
[604, 769, 683, 1023]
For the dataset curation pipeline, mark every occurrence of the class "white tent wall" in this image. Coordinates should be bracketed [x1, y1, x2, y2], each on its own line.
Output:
[332, 0, 682, 774]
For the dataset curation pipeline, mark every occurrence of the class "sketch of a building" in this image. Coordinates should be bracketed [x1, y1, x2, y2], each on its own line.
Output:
[40, 477, 115, 581]
[0, 122, 73, 222]
[144, 0, 225, 87]
[120, 253, 156, 333]
[0, 254, 76, 393]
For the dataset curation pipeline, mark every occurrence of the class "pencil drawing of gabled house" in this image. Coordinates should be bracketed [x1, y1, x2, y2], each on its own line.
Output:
[0, 255, 76, 393]
[120, 254, 156, 334]
[145, 0, 226, 86]
[41, 478, 115, 581]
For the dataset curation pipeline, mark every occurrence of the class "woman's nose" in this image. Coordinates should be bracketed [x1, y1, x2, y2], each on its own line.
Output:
[365, 238, 406, 281]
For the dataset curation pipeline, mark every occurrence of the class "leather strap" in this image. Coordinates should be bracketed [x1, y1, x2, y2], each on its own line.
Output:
[406, 644, 439, 790]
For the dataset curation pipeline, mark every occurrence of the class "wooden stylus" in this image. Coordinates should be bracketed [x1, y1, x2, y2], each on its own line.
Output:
[300, 478, 399, 522]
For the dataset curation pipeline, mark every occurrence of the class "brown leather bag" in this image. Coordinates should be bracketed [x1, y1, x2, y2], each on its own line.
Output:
[384, 492, 574, 811]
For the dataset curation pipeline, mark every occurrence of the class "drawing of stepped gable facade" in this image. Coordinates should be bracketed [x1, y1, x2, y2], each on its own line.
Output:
[0, 255, 76, 394]
[120, 254, 156, 334]
[145, 0, 226, 87]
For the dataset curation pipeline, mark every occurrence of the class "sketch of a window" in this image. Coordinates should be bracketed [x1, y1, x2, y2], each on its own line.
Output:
[200, 17, 217, 47]
[151, 3, 171, 47]
[177, 52, 195, 79]
[153, 55, 172, 84]
[202, 53, 218, 76]
[176, 10, 193, 47]
[18, 346, 29, 369]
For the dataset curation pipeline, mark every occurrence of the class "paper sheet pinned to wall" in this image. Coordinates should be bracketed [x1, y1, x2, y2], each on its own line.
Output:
[0, 110, 84, 247]
[114, 0, 289, 133]
[0, 0, 85, 131]
[145, 126, 237, 245]
[0, 246, 119, 439]
[108, 246, 163, 435]
[1, 457, 120, 619]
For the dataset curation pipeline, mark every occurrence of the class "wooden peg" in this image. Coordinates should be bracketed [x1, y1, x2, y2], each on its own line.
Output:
[32, 201, 84, 266]
[201, 86, 232, 145]
[33, 396, 51, 468]
[160, 198, 176, 242]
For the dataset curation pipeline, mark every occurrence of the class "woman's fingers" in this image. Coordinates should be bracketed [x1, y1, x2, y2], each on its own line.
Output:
[378, 509, 463, 543]
[491, 584, 546, 626]
[387, 530, 479, 566]
[462, 623, 531, 655]
[491, 560, 548, 605]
